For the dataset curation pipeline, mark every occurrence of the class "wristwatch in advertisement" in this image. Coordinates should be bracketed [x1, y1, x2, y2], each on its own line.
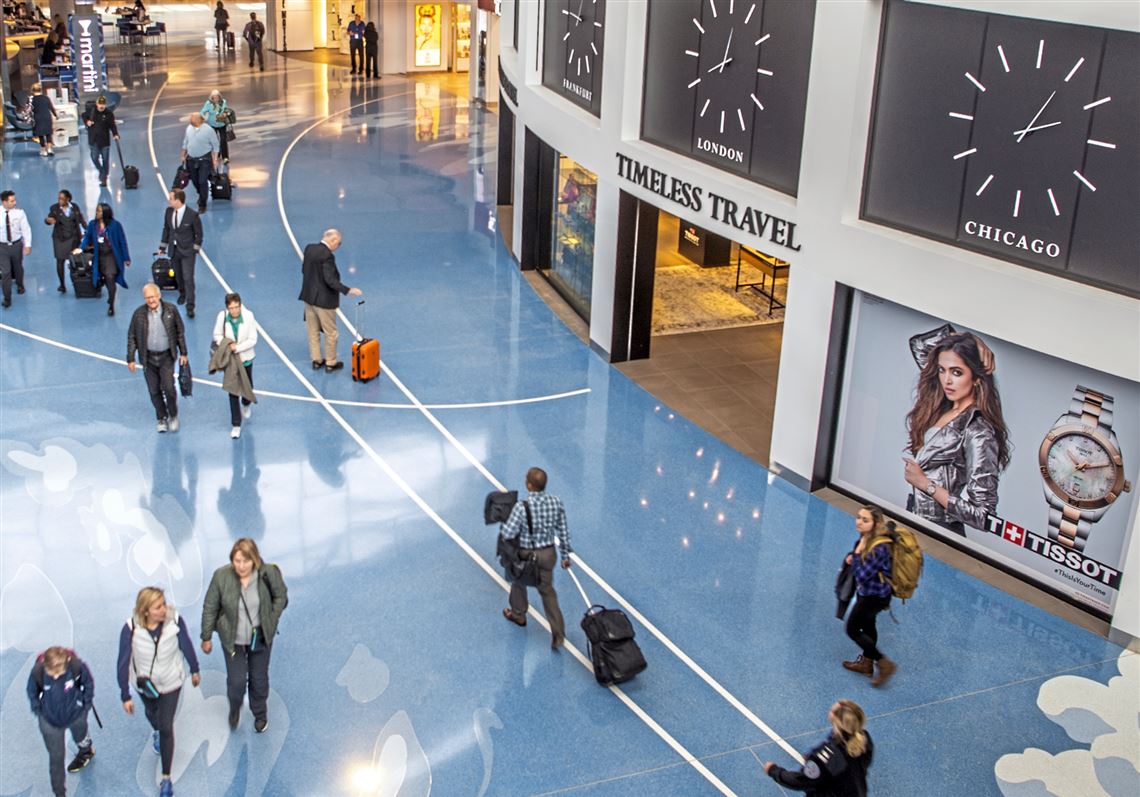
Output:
[1039, 385, 1132, 551]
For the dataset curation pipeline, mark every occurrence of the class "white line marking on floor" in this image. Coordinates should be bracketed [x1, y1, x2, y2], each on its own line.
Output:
[0, 324, 590, 409]
[149, 82, 740, 793]
[278, 96, 805, 765]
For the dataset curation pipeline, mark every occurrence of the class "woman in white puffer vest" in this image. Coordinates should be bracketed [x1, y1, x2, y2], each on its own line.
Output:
[116, 587, 200, 797]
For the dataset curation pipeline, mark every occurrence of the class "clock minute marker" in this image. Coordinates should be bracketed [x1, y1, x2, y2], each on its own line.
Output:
[710, 0, 718, 19]
[700, 98, 710, 117]
[693, 18, 705, 35]
[1036, 39, 1044, 69]
[976, 174, 994, 196]
[737, 108, 746, 131]
[744, 3, 755, 25]
[953, 147, 978, 160]
[1087, 139, 1116, 149]
[686, 50, 699, 57]
[562, 31, 570, 41]
[755, 33, 770, 46]
[1083, 97, 1110, 110]
[751, 93, 764, 111]
[585, 57, 591, 74]
[997, 45, 1010, 73]
[729, 0, 735, 14]
[1013, 189, 1022, 218]
[948, 112, 973, 120]
[1064, 57, 1084, 82]
[719, 110, 725, 134]
[594, 21, 601, 28]
[1047, 189, 1060, 216]
[591, 42, 598, 56]
[1073, 170, 1096, 191]
[688, 77, 702, 89]
[567, 48, 574, 65]
[757, 68, 773, 76]
[964, 72, 986, 92]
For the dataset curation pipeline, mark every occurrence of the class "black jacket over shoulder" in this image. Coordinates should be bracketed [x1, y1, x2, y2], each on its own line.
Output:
[767, 733, 873, 797]
[297, 242, 350, 309]
[162, 206, 203, 251]
[83, 107, 119, 148]
[127, 301, 187, 363]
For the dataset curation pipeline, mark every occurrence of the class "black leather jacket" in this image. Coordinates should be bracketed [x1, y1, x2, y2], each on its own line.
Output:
[127, 301, 187, 363]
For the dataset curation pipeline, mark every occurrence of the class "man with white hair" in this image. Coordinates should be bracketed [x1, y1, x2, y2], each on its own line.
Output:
[297, 229, 362, 373]
[179, 112, 219, 214]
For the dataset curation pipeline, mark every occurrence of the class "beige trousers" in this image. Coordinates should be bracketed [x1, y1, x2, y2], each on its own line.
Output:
[304, 304, 339, 364]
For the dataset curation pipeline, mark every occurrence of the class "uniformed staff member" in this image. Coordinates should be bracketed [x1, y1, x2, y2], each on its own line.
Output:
[764, 700, 873, 796]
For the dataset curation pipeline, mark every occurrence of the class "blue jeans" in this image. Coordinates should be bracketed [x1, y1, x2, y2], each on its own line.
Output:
[90, 144, 111, 181]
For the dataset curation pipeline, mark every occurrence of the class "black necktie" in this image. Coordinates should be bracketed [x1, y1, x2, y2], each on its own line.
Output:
[4, 211, 10, 243]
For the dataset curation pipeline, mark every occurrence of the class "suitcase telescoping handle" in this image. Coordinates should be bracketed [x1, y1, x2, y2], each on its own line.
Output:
[114, 138, 126, 170]
[566, 566, 592, 609]
[354, 299, 365, 342]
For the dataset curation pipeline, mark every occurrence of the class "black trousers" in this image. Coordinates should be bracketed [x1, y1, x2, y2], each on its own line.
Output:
[0, 240, 24, 301]
[38, 712, 91, 797]
[365, 48, 378, 77]
[845, 594, 891, 661]
[144, 350, 178, 421]
[171, 245, 197, 311]
[349, 39, 363, 72]
[141, 687, 180, 776]
[229, 362, 254, 426]
[225, 641, 271, 721]
[212, 124, 229, 161]
[186, 157, 213, 210]
[101, 255, 119, 308]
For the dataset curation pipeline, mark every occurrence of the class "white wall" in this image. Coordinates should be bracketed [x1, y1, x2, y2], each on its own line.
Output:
[500, 0, 1140, 639]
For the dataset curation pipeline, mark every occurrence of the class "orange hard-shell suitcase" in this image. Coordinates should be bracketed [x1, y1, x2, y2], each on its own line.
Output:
[351, 300, 380, 382]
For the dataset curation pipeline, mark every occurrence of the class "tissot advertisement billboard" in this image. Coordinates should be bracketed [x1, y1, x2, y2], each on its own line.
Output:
[831, 292, 1139, 616]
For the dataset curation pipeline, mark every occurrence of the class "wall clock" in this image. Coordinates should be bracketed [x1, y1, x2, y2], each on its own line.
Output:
[862, 1, 1139, 296]
[541, 0, 606, 117]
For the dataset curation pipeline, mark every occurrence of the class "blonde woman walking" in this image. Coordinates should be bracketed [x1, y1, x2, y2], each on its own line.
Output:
[764, 699, 874, 795]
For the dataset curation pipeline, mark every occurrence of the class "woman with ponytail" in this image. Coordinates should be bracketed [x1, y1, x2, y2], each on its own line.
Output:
[764, 699, 873, 795]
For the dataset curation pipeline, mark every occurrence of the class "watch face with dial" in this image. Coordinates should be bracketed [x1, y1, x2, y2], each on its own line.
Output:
[541, 0, 606, 117]
[862, 2, 1140, 297]
[1040, 426, 1128, 509]
[642, 0, 816, 194]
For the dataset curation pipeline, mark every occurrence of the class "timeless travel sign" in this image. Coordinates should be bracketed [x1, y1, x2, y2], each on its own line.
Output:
[641, 0, 816, 195]
[862, 1, 1140, 296]
[541, 0, 606, 117]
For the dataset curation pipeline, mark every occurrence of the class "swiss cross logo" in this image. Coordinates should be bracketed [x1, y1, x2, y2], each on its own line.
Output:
[1002, 521, 1026, 546]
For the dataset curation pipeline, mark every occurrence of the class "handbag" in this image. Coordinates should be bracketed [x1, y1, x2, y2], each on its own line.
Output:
[172, 164, 190, 189]
[224, 123, 235, 142]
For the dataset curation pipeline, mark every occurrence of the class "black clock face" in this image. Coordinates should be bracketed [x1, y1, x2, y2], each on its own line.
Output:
[541, 0, 606, 117]
[642, 0, 816, 195]
[863, 1, 1140, 297]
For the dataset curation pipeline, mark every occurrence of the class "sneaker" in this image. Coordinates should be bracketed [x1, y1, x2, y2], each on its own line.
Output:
[67, 747, 95, 772]
[157, 419, 168, 433]
[254, 717, 267, 733]
[241, 404, 252, 420]
[168, 416, 180, 433]
[231, 426, 241, 439]
[153, 730, 161, 755]
[159, 777, 173, 796]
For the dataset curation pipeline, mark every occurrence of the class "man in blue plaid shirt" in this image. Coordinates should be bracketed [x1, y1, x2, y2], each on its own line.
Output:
[500, 467, 573, 649]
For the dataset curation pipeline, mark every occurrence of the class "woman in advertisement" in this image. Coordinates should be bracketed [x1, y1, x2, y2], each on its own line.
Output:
[903, 324, 1011, 535]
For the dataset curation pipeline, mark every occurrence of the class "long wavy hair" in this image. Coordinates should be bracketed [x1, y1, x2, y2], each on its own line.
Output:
[906, 333, 1011, 470]
[831, 700, 869, 758]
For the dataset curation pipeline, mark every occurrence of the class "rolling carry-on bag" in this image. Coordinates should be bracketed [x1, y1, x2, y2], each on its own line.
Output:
[225, 30, 235, 50]
[172, 164, 191, 190]
[151, 257, 178, 291]
[116, 140, 139, 189]
[211, 163, 233, 200]
[351, 300, 381, 382]
[571, 570, 647, 686]
[69, 253, 102, 298]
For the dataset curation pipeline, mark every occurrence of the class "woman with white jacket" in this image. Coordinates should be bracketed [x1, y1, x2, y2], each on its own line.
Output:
[213, 292, 258, 439]
[117, 587, 200, 797]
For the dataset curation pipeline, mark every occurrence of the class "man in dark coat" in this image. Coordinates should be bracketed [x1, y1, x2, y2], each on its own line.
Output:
[82, 95, 119, 187]
[127, 283, 189, 432]
[157, 189, 203, 318]
[297, 228, 361, 373]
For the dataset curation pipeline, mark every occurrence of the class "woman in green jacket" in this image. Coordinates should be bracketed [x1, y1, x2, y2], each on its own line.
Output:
[200, 538, 287, 732]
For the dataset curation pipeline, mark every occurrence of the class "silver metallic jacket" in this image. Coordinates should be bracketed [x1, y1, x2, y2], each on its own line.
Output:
[909, 325, 1001, 531]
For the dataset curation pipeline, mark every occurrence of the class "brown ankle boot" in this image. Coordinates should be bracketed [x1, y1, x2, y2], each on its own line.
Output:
[842, 655, 873, 676]
[871, 657, 897, 687]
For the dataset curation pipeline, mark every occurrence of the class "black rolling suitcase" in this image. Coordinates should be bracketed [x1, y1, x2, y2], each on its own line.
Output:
[69, 253, 102, 298]
[211, 163, 233, 200]
[116, 140, 139, 189]
[570, 570, 647, 686]
[225, 30, 235, 50]
[152, 257, 178, 291]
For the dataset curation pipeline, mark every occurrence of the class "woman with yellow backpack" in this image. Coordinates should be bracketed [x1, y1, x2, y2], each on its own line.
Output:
[842, 505, 898, 687]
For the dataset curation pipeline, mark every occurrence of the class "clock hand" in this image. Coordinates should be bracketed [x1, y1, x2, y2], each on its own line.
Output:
[1012, 120, 1062, 137]
[707, 57, 734, 73]
[1016, 90, 1057, 144]
[561, 9, 582, 22]
[720, 27, 734, 73]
